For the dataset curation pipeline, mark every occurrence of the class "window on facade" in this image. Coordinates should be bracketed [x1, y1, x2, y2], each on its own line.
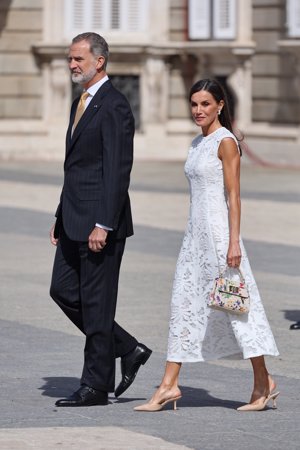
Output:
[188, 0, 236, 40]
[110, 75, 140, 130]
[286, 0, 300, 37]
[64, 0, 149, 37]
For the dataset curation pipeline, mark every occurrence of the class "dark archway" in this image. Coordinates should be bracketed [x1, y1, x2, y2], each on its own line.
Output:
[0, 0, 12, 34]
[215, 75, 236, 121]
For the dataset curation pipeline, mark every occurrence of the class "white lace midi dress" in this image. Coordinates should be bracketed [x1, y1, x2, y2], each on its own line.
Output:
[167, 127, 279, 362]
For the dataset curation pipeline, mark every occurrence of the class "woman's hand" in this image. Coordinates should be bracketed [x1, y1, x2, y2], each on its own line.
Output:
[227, 241, 242, 268]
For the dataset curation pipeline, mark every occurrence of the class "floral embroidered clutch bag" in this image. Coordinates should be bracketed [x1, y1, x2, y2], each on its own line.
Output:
[208, 267, 250, 315]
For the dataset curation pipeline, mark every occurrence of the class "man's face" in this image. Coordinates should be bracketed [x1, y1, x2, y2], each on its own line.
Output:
[68, 40, 102, 87]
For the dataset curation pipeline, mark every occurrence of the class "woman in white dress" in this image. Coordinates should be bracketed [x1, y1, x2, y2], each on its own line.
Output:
[135, 79, 279, 412]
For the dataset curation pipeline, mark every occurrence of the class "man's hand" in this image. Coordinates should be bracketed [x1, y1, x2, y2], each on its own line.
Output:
[88, 227, 108, 252]
[50, 223, 59, 246]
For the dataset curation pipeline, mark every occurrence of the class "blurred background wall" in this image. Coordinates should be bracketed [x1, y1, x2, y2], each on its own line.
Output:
[0, 0, 299, 163]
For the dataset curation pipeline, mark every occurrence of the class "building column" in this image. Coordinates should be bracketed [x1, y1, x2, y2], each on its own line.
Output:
[45, 59, 70, 123]
[226, 0, 254, 129]
[228, 54, 253, 130]
[43, 0, 64, 42]
[37, 2, 69, 128]
[143, 56, 168, 125]
[236, 0, 252, 44]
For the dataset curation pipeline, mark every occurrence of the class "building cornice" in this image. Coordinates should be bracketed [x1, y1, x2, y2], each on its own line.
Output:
[32, 40, 256, 61]
[278, 39, 300, 56]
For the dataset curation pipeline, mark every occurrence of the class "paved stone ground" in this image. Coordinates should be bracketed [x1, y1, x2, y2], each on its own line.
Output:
[0, 160, 299, 450]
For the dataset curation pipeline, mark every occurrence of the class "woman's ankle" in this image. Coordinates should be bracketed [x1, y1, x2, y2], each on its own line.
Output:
[253, 369, 269, 392]
[268, 374, 276, 393]
[160, 381, 176, 391]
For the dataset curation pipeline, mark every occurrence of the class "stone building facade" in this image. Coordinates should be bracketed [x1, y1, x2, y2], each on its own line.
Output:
[0, 0, 299, 163]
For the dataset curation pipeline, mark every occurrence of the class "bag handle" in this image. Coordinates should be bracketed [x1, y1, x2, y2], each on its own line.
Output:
[208, 221, 243, 281]
[219, 265, 245, 284]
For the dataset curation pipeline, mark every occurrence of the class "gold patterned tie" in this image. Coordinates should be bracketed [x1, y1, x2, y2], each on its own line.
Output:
[72, 91, 90, 131]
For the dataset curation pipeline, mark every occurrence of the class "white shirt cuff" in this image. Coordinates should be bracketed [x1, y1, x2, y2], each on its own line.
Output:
[95, 223, 113, 231]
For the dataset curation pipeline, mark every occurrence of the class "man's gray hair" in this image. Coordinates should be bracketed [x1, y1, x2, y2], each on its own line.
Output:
[72, 32, 109, 70]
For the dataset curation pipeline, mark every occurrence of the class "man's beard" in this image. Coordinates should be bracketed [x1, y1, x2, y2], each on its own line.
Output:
[71, 66, 97, 84]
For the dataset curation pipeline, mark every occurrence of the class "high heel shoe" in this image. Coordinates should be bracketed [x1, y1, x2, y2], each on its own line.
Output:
[237, 391, 280, 411]
[134, 395, 182, 412]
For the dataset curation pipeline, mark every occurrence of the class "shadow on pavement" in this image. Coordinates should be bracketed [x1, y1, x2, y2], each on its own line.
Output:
[39, 378, 244, 409]
[39, 376, 80, 398]
[39, 377, 146, 404]
[282, 309, 300, 323]
[174, 386, 244, 410]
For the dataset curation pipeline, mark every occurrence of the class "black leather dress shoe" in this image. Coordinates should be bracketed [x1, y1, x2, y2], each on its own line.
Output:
[55, 385, 108, 407]
[115, 343, 152, 398]
[290, 321, 300, 330]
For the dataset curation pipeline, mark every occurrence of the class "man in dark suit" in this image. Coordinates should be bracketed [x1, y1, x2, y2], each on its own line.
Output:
[49, 32, 151, 407]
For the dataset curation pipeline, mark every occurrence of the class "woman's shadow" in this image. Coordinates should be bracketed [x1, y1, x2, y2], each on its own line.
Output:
[113, 385, 243, 408]
[173, 386, 244, 410]
[116, 385, 246, 410]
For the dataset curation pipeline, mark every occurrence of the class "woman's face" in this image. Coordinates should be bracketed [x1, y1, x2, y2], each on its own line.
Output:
[190, 90, 224, 130]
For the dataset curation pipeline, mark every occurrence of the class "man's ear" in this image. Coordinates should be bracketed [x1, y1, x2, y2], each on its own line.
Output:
[96, 56, 105, 71]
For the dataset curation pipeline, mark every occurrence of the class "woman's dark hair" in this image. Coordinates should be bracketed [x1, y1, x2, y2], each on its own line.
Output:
[189, 78, 242, 153]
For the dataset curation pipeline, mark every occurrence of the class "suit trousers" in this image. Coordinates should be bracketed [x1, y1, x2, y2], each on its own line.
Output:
[50, 227, 138, 392]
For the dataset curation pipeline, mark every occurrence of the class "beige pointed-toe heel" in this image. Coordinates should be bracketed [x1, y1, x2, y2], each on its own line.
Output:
[134, 395, 182, 412]
[237, 391, 280, 412]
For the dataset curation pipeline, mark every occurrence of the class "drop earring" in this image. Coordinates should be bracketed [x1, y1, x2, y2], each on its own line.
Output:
[218, 110, 221, 116]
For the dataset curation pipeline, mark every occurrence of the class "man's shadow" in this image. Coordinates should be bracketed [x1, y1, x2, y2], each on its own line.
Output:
[39, 377, 79, 398]
[282, 309, 300, 323]
[39, 377, 143, 403]
[282, 309, 300, 329]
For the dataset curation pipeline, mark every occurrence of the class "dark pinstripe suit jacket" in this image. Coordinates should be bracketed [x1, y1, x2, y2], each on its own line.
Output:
[54, 80, 134, 242]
